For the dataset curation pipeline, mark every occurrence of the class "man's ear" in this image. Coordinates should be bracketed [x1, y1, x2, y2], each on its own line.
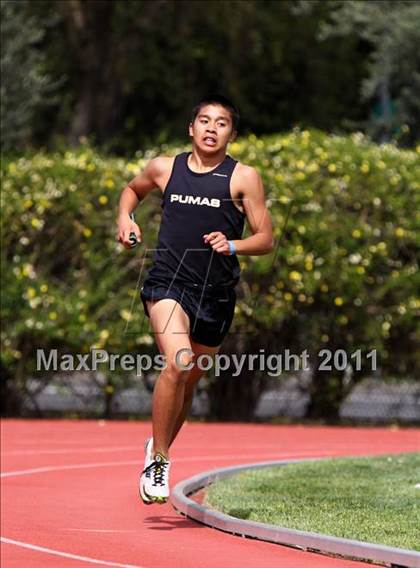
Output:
[229, 129, 237, 143]
[188, 122, 194, 138]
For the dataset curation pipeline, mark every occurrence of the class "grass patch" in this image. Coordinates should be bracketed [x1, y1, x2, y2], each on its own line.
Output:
[205, 453, 420, 550]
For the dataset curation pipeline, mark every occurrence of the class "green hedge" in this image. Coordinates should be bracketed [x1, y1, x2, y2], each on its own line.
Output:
[225, 130, 419, 418]
[1, 130, 419, 417]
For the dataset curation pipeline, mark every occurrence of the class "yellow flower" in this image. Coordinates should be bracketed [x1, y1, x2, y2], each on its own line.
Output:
[40, 284, 48, 293]
[334, 297, 344, 306]
[296, 160, 305, 169]
[409, 298, 420, 309]
[100, 329, 110, 340]
[137, 334, 154, 346]
[120, 309, 132, 321]
[104, 179, 114, 189]
[49, 311, 58, 321]
[283, 292, 293, 301]
[356, 266, 365, 274]
[360, 162, 370, 174]
[22, 263, 35, 278]
[395, 227, 405, 238]
[328, 164, 337, 173]
[307, 162, 319, 173]
[98, 195, 108, 205]
[352, 229, 362, 238]
[83, 228, 92, 238]
[127, 163, 140, 174]
[27, 287, 36, 299]
[31, 218, 42, 229]
[289, 271, 302, 281]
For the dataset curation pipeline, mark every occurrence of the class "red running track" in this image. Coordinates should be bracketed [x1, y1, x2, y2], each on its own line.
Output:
[1, 420, 419, 568]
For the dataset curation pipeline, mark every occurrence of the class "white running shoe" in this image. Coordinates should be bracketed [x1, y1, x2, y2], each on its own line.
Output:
[141, 452, 171, 504]
[139, 437, 154, 504]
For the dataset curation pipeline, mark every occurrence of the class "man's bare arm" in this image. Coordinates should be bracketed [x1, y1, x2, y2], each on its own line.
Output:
[233, 166, 274, 255]
[204, 165, 274, 256]
[117, 157, 167, 248]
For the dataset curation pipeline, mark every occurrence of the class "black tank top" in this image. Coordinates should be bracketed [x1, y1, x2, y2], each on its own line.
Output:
[147, 152, 246, 287]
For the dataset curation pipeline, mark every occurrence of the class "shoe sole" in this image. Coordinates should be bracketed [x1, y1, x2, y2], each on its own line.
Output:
[142, 486, 169, 505]
[139, 438, 153, 505]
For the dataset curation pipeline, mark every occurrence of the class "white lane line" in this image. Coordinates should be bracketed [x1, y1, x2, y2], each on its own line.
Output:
[3, 446, 141, 456]
[0, 461, 139, 478]
[0, 537, 143, 568]
[63, 529, 138, 533]
[1, 451, 335, 479]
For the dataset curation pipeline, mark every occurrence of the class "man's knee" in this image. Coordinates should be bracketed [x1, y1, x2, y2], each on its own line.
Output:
[163, 349, 194, 384]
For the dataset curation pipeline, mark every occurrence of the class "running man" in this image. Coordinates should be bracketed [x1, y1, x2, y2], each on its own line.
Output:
[117, 94, 273, 504]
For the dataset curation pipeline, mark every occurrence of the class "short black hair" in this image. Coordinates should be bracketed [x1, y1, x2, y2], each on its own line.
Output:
[191, 94, 240, 131]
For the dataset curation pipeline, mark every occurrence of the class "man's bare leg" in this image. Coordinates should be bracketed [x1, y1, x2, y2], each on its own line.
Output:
[169, 339, 220, 447]
[146, 298, 193, 458]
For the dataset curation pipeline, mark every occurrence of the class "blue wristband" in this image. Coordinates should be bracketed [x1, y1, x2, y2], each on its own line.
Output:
[227, 240, 236, 255]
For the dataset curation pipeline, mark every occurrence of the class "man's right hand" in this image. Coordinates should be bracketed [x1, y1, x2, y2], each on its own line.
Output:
[118, 214, 142, 249]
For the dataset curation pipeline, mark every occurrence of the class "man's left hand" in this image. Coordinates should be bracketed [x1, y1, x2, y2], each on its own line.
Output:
[203, 231, 231, 255]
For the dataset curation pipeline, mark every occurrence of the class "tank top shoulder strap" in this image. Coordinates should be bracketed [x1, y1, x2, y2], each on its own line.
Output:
[216, 154, 237, 177]
[162, 152, 188, 202]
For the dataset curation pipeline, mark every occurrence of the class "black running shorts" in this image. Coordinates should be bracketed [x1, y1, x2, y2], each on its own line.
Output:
[140, 277, 236, 348]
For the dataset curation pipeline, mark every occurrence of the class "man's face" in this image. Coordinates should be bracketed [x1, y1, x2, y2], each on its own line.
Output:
[189, 104, 236, 153]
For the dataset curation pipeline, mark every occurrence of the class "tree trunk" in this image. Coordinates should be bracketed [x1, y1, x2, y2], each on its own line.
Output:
[207, 333, 268, 421]
[305, 368, 344, 423]
[57, 0, 119, 145]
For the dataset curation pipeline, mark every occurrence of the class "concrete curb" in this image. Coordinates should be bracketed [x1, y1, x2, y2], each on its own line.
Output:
[171, 458, 420, 567]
